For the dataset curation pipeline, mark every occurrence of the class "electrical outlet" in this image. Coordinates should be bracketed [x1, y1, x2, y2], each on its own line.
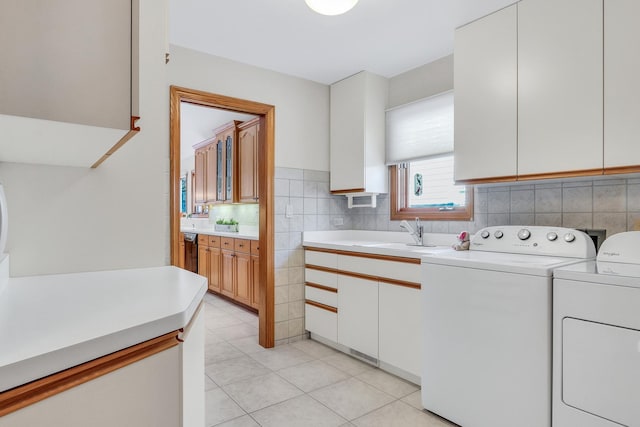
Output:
[285, 204, 293, 219]
[332, 217, 344, 226]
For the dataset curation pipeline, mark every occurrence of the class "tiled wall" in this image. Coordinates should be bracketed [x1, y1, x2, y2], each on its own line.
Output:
[274, 168, 640, 343]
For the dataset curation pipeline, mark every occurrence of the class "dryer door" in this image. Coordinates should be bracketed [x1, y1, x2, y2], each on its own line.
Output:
[562, 318, 640, 426]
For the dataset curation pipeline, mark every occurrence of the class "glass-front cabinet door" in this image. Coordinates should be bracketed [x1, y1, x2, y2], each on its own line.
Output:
[216, 139, 224, 201]
[225, 135, 233, 201]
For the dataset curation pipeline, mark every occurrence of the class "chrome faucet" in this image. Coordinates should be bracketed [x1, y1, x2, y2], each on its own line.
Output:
[400, 218, 424, 246]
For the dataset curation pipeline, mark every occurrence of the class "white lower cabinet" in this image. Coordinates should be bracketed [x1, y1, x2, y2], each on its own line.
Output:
[337, 274, 379, 359]
[305, 303, 338, 342]
[379, 282, 422, 380]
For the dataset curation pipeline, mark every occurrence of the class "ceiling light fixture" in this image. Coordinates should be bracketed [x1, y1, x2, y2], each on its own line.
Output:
[305, 0, 359, 16]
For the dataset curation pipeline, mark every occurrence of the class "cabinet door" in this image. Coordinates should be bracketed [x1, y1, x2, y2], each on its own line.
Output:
[197, 245, 209, 287]
[330, 73, 366, 192]
[337, 274, 378, 358]
[208, 247, 221, 293]
[238, 121, 258, 203]
[454, 5, 517, 182]
[518, 0, 603, 176]
[205, 144, 217, 203]
[221, 250, 235, 298]
[235, 252, 251, 305]
[223, 130, 235, 202]
[379, 282, 421, 380]
[194, 148, 207, 204]
[251, 254, 260, 309]
[604, 0, 640, 170]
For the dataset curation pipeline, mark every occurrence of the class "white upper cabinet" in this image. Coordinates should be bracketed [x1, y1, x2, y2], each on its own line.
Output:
[454, 4, 518, 182]
[0, 0, 140, 168]
[604, 0, 640, 171]
[330, 71, 388, 195]
[517, 0, 603, 177]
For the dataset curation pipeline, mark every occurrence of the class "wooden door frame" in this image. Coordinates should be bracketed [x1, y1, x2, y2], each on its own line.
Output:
[169, 86, 275, 348]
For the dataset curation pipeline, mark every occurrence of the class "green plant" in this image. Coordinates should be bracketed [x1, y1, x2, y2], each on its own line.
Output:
[216, 218, 238, 225]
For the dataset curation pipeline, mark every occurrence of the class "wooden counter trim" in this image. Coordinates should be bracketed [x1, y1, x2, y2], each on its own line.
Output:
[517, 168, 603, 181]
[305, 282, 338, 293]
[604, 165, 640, 175]
[0, 331, 179, 417]
[91, 116, 141, 168]
[455, 175, 518, 185]
[304, 247, 421, 265]
[305, 300, 338, 313]
[379, 279, 421, 290]
[305, 264, 420, 289]
[330, 188, 365, 194]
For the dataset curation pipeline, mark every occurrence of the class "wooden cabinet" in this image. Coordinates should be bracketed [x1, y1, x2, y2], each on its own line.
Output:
[250, 241, 260, 309]
[221, 246, 235, 298]
[207, 236, 221, 293]
[193, 147, 207, 204]
[205, 143, 218, 203]
[454, 4, 518, 182]
[178, 233, 186, 269]
[197, 235, 210, 288]
[238, 118, 260, 203]
[518, 0, 603, 177]
[604, 0, 640, 171]
[330, 71, 388, 195]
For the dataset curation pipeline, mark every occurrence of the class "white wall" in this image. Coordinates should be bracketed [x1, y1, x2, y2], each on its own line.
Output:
[167, 45, 330, 172]
[0, 0, 169, 276]
[388, 54, 453, 108]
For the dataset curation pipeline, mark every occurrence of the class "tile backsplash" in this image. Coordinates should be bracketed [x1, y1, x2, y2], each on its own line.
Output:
[274, 168, 640, 343]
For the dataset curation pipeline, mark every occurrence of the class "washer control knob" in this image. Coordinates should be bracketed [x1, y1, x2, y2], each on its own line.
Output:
[481, 230, 490, 239]
[494, 230, 504, 239]
[547, 232, 558, 241]
[564, 233, 576, 243]
[517, 229, 531, 240]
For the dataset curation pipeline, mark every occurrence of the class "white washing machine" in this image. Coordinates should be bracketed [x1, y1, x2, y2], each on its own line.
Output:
[421, 226, 595, 427]
[553, 231, 640, 427]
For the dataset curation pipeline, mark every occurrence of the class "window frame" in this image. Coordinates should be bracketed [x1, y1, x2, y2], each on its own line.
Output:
[389, 164, 474, 221]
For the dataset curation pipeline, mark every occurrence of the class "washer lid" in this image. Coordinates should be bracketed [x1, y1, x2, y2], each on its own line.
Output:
[555, 260, 640, 288]
[597, 231, 640, 264]
[422, 250, 585, 276]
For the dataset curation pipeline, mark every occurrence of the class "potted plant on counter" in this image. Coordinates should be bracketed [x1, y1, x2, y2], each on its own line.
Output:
[214, 218, 239, 232]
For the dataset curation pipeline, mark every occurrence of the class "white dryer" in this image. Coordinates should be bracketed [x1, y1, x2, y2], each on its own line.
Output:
[421, 226, 595, 427]
[553, 231, 640, 427]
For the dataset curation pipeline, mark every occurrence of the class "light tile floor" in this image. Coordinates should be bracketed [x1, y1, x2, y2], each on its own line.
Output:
[202, 292, 457, 427]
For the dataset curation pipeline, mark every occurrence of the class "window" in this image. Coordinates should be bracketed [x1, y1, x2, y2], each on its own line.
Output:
[386, 91, 473, 221]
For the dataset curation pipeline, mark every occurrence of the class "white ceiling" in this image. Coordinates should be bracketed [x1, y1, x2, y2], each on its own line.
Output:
[180, 103, 256, 160]
[169, 0, 516, 85]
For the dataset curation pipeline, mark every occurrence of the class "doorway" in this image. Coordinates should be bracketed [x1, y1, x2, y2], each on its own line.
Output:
[169, 86, 275, 348]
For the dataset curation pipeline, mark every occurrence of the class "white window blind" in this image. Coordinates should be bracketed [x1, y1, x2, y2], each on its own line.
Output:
[385, 91, 454, 165]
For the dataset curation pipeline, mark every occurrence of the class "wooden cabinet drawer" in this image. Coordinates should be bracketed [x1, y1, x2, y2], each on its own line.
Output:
[197, 235, 209, 245]
[220, 237, 234, 250]
[234, 239, 250, 253]
[208, 235, 220, 248]
[305, 303, 337, 342]
[305, 285, 337, 308]
[250, 240, 260, 255]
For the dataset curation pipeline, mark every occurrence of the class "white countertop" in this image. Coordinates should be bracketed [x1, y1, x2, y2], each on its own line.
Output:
[303, 230, 458, 259]
[0, 266, 207, 393]
[180, 227, 258, 240]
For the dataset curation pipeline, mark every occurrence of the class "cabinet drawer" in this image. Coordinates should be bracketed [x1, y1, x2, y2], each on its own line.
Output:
[250, 240, 260, 255]
[337, 255, 421, 283]
[305, 250, 337, 269]
[305, 285, 338, 308]
[305, 267, 337, 289]
[220, 237, 234, 250]
[208, 236, 221, 247]
[235, 239, 250, 253]
[197, 235, 209, 245]
[305, 303, 337, 342]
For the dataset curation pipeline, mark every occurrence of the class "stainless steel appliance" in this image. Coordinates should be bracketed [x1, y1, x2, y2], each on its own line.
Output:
[183, 232, 198, 273]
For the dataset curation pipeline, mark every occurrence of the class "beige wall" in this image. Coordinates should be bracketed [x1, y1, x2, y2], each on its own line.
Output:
[0, 0, 169, 276]
[167, 46, 331, 172]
